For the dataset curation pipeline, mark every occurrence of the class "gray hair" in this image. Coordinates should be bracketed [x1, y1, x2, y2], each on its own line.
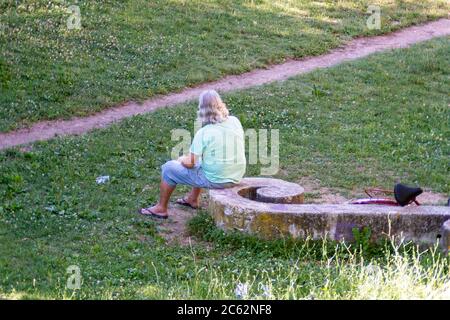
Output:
[197, 90, 229, 126]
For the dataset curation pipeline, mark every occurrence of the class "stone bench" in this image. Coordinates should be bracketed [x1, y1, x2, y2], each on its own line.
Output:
[208, 178, 450, 251]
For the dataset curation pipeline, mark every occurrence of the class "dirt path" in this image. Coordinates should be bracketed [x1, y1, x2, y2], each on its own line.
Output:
[156, 205, 197, 246]
[152, 196, 211, 246]
[1, 19, 449, 150]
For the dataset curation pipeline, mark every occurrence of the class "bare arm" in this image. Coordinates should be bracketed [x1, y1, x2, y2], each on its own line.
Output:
[177, 153, 198, 169]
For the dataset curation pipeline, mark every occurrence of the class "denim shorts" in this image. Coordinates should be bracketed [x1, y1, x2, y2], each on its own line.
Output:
[161, 160, 237, 189]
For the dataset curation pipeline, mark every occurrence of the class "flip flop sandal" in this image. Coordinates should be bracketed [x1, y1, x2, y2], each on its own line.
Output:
[175, 198, 199, 209]
[139, 207, 168, 219]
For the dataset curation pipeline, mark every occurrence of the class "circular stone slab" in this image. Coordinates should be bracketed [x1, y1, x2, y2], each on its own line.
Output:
[255, 182, 304, 204]
[224, 177, 304, 204]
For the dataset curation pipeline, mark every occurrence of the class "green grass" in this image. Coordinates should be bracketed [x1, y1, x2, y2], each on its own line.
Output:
[0, 37, 449, 299]
[0, 0, 448, 132]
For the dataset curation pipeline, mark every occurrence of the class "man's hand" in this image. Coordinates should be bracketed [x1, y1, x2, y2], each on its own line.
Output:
[177, 153, 197, 168]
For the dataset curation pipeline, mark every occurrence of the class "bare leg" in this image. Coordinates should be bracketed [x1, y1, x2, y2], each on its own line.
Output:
[185, 187, 202, 207]
[148, 179, 176, 217]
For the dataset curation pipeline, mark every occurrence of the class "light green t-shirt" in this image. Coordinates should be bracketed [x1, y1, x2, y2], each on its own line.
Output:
[190, 116, 246, 184]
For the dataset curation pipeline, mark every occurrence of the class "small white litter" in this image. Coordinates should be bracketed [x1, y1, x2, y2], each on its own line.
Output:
[96, 175, 110, 184]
